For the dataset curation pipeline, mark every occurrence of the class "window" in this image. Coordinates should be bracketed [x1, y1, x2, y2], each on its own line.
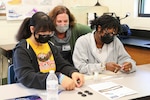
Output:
[138, 0, 150, 17]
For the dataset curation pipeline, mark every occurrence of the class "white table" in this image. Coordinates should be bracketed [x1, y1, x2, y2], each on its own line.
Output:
[0, 64, 150, 100]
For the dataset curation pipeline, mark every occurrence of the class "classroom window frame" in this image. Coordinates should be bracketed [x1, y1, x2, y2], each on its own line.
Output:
[138, 0, 150, 17]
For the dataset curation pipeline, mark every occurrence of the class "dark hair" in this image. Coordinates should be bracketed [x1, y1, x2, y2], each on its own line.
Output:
[91, 15, 121, 33]
[48, 5, 76, 28]
[16, 12, 55, 41]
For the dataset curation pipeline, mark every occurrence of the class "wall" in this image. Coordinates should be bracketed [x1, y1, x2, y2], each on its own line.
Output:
[69, 6, 109, 25]
[0, 20, 21, 45]
[63, 0, 150, 30]
[0, 0, 150, 45]
[105, 0, 150, 30]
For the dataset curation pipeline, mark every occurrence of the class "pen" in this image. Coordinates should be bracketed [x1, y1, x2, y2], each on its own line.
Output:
[58, 90, 64, 94]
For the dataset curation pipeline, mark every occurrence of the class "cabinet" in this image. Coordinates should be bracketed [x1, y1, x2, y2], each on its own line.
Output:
[124, 45, 150, 65]
[69, 6, 109, 25]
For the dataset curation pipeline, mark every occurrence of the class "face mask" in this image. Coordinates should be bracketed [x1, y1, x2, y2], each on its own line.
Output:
[56, 25, 69, 33]
[35, 33, 54, 43]
[101, 33, 114, 44]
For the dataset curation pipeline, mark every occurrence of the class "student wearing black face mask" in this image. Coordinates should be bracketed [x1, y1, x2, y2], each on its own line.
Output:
[73, 15, 136, 75]
[34, 31, 54, 43]
[101, 30, 114, 44]
[13, 12, 84, 90]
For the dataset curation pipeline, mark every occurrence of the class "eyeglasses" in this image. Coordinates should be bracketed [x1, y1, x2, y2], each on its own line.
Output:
[38, 31, 54, 37]
[105, 29, 117, 35]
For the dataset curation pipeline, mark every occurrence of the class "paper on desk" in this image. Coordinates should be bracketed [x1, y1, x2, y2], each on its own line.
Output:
[88, 82, 137, 100]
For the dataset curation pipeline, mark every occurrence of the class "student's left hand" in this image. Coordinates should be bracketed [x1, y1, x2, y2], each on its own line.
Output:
[71, 72, 84, 88]
[121, 62, 132, 73]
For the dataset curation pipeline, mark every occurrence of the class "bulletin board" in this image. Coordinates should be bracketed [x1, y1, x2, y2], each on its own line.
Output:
[0, 0, 63, 20]
[0, 0, 6, 18]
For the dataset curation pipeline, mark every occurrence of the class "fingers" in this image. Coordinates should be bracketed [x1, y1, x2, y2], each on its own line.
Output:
[61, 73, 85, 91]
[71, 72, 85, 88]
[65, 83, 75, 90]
[106, 62, 121, 73]
[122, 62, 132, 73]
[75, 77, 84, 88]
[122, 66, 131, 72]
[113, 67, 119, 73]
[61, 76, 76, 90]
[110, 62, 132, 73]
[112, 64, 121, 73]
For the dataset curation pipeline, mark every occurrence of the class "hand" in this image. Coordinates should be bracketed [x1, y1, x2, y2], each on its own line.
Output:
[71, 72, 84, 88]
[121, 62, 132, 73]
[61, 75, 75, 90]
[106, 62, 121, 73]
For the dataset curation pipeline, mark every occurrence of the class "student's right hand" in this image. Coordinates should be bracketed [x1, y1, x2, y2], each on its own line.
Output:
[106, 62, 121, 73]
[61, 75, 75, 90]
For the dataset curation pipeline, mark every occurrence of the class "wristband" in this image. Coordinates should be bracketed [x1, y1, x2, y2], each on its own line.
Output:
[58, 73, 65, 84]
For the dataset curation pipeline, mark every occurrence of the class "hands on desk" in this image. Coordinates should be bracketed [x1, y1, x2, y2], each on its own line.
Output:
[71, 72, 84, 88]
[60, 72, 84, 91]
[106, 62, 132, 73]
[61, 75, 76, 90]
[121, 62, 132, 73]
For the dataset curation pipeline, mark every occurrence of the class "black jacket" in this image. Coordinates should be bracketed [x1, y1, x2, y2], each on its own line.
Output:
[13, 39, 78, 89]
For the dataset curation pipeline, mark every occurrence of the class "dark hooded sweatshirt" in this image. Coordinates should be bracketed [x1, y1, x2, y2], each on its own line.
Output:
[13, 39, 78, 89]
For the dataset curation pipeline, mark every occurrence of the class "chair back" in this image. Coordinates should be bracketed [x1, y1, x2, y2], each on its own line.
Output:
[7, 64, 16, 84]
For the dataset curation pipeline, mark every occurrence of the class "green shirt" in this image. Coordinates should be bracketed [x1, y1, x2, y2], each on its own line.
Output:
[70, 23, 92, 53]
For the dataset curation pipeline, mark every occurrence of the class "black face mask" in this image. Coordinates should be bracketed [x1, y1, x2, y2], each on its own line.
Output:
[101, 33, 114, 44]
[35, 33, 54, 43]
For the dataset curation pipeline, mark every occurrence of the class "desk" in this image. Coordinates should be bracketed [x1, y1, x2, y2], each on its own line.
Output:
[120, 36, 150, 49]
[0, 43, 16, 59]
[0, 43, 16, 85]
[0, 64, 150, 100]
